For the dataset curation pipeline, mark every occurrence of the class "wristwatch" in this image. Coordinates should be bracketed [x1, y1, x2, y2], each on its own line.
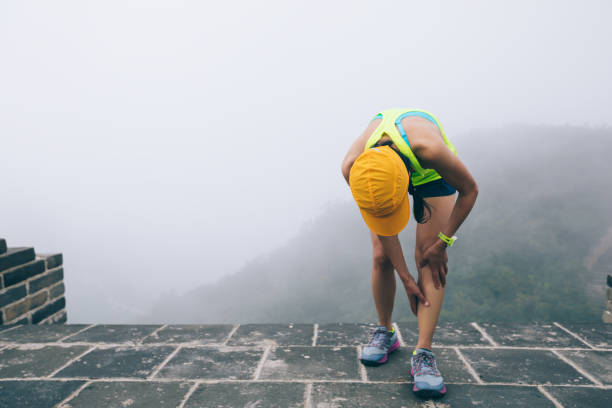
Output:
[438, 232, 457, 248]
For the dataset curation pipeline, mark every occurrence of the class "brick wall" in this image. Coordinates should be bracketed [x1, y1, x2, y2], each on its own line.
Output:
[0, 238, 66, 325]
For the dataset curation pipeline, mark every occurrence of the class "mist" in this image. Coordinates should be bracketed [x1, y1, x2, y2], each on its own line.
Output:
[1, 1, 611, 323]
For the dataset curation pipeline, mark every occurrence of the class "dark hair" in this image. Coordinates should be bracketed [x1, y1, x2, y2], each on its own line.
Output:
[371, 139, 432, 224]
[408, 178, 432, 224]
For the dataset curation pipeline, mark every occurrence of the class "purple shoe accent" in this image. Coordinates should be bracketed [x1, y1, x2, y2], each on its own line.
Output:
[378, 338, 400, 363]
[412, 384, 446, 398]
[388, 339, 400, 353]
[366, 339, 400, 364]
[360, 327, 399, 366]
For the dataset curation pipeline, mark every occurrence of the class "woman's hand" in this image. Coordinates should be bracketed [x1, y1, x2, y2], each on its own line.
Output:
[400, 274, 430, 316]
[419, 240, 448, 289]
[377, 234, 430, 316]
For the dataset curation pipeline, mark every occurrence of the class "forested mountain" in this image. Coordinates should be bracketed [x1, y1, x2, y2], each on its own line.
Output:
[146, 125, 612, 324]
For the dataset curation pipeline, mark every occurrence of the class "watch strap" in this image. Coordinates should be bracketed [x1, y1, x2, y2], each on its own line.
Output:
[438, 232, 457, 247]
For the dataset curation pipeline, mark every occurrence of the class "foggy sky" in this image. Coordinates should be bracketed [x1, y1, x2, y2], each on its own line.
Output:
[1, 1, 611, 322]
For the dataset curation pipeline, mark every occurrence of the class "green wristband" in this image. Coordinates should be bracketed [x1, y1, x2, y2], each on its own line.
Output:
[438, 232, 457, 247]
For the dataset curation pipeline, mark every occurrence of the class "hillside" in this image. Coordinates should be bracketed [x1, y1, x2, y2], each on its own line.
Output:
[146, 125, 612, 324]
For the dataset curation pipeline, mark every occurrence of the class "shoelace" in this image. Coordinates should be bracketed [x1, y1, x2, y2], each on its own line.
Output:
[367, 328, 390, 349]
[414, 352, 439, 376]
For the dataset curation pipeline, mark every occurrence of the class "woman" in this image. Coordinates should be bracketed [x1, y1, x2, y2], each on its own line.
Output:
[341, 108, 478, 398]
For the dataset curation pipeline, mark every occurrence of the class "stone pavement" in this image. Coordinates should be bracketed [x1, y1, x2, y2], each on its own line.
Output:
[0, 322, 610, 407]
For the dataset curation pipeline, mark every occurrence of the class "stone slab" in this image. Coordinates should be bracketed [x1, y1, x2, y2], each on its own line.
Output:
[156, 346, 263, 380]
[311, 383, 554, 407]
[316, 323, 380, 346]
[143, 324, 233, 345]
[365, 346, 478, 383]
[54, 346, 175, 379]
[557, 323, 612, 348]
[227, 324, 314, 346]
[62, 325, 162, 344]
[63, 380, 193, 408]
[478, 322, 587, 347]
[0, 345, 89, 378]
[460, 348, 593, 385]
[0, 324, 20, 333]
[0, 380, 85, 408]
[559, 350, 612, 384]
[397, 321, 492, 346]
[260, 346, 359, 380]
[544, 386, 612, 408]
[185, 382, 305, 408]
[0, 324, 90, 343]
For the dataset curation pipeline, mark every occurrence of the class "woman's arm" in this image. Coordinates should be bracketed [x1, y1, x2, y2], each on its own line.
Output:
[341, 119, 381, 184]
[418, 141, 479, 238]
[414, 134, 479, 288]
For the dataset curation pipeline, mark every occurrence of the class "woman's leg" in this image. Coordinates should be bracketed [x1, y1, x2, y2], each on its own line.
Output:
[370, 229, 396, 331]
[414, 194, 455, 350]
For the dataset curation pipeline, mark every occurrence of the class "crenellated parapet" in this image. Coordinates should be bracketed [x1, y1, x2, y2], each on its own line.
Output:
[0, 238, 66, 325]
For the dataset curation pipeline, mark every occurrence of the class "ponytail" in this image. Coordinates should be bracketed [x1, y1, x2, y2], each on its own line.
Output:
[371, 139, 432, 223]
[408, 178, 432, 224]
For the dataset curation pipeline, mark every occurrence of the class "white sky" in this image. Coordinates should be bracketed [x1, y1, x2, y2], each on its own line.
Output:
[1, 0, 611, 322]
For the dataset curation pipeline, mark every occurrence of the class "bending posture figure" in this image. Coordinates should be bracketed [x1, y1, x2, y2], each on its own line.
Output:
[341, 108, 478, 398]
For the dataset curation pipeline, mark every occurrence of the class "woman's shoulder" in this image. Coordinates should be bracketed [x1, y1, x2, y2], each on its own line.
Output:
[402, 117, 444, 152]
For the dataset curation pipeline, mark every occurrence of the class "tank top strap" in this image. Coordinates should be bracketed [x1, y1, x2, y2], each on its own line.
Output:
[364, 108, 426, 175]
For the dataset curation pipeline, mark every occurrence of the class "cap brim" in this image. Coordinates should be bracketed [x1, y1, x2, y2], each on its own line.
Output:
[360, 194, 411, 236]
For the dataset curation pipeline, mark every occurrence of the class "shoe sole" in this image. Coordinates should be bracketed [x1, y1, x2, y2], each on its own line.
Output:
[410, 367, 447, 398]
[359, 339, 401, 366]
[412, 385, 447, 399]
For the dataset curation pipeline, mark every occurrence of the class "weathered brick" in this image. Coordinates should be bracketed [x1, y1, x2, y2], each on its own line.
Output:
[0, 247, 35, 272]
[0, 284, 27, 308]
[37, 253, 63, 269]
[29, 268, 63, 294]
[40, 310, 67, 324]
[0, 239, 6, 255]
[3, 291, 48, 322]
[57, 311, 67, 323]
[11, 316, 30, 325]
[49, 282, 65, 300]
[32, 297, 65, 324]
[2, 260, 45, 288]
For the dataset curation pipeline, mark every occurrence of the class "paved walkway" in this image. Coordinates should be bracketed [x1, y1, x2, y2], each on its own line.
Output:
[0, 322, 610, 407]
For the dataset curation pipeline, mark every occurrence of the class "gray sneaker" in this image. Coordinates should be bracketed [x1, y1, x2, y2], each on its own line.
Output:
[359, 326, 400, 366]
[410, 347, 447, 398]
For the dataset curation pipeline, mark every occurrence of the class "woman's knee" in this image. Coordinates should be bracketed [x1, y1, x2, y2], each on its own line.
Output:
[370, 230, 392, 270]
[372, 250, 389, 268]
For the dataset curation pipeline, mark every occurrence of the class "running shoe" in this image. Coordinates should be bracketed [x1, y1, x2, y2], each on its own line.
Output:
[410, 347, 447, 398]
[359, 325, 400, 366]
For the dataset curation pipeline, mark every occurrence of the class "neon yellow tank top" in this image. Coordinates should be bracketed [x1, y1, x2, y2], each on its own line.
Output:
[364, 108, 457, 186]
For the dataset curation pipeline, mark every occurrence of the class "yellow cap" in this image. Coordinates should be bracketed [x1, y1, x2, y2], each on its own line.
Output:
[349, 146, 411, 236]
